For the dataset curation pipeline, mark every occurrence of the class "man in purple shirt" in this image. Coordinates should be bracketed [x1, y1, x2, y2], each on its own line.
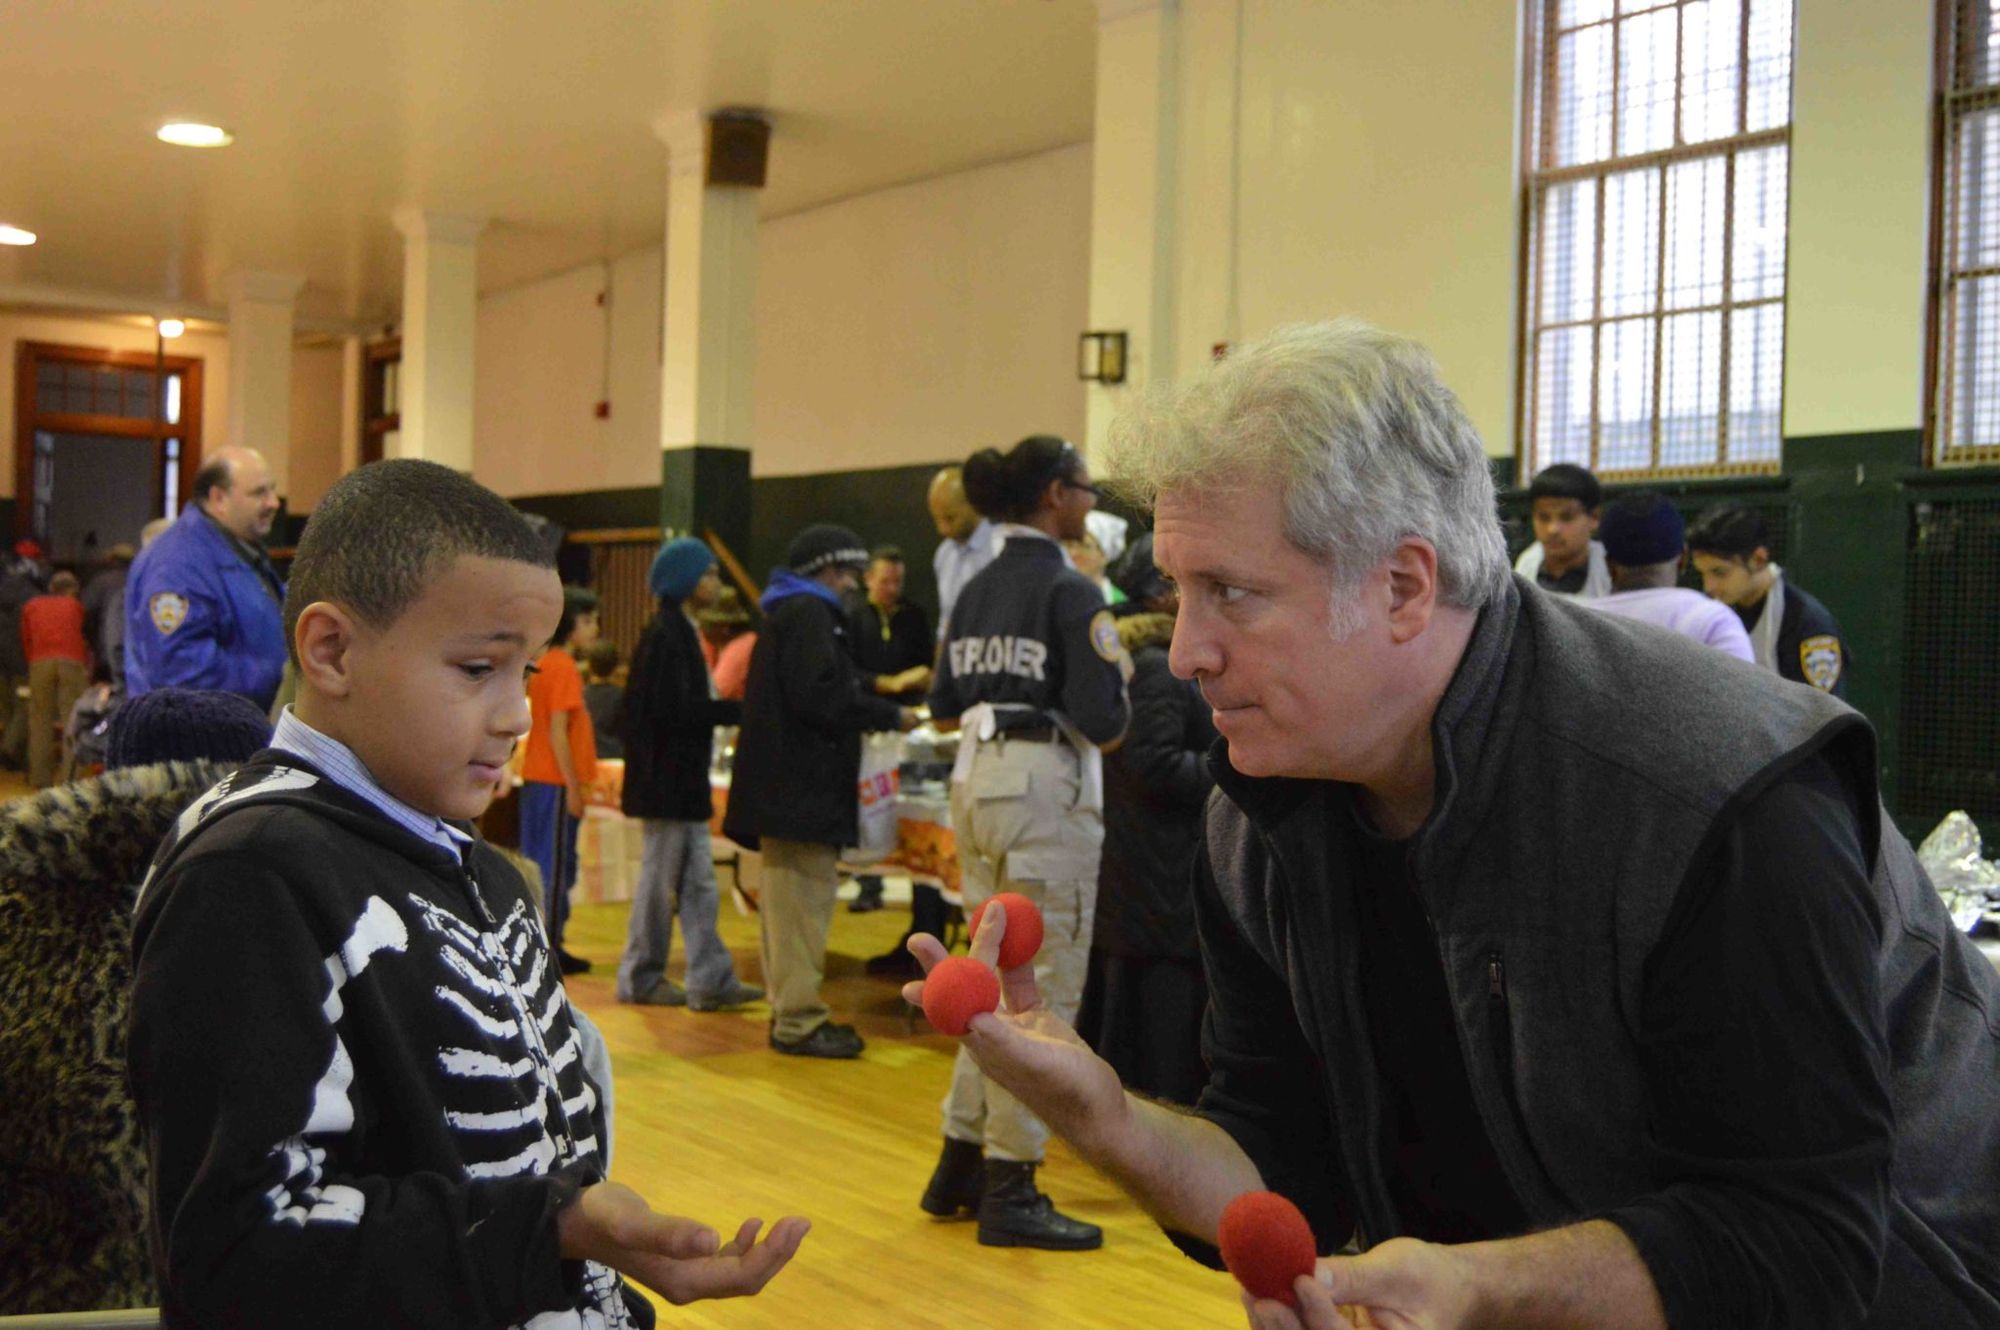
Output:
[1587, 492, 1754, 662]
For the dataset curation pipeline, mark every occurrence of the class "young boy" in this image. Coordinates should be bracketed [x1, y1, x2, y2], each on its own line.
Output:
[21, 568, 90, 787]
[1687, 503, 1850, 696]
[521, 586, 600, 975]
[583, 640, 625, 763]
[127, 460, 807, 1328]
[1513, 462, 1611, 598]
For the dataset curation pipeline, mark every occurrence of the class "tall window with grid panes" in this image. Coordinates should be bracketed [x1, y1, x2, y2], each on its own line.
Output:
[1521, 0, 1796, 479]
[1933, 0, 2000, 465]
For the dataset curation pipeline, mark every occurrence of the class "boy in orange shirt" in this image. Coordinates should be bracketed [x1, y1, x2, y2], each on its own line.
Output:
[22, 569, 89, 787]
[520, 585, 599, 974]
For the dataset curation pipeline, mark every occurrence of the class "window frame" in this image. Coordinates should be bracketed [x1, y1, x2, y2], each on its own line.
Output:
[1517, 0, 1797, 482]
[1927, 0, 2000, 466]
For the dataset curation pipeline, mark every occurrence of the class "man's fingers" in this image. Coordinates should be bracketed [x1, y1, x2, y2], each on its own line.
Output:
[968, 900, 1006, 968]
[907, 933, 949, 971]
[899, 933, 951, 1007]
[997, 954, 1043, 1015]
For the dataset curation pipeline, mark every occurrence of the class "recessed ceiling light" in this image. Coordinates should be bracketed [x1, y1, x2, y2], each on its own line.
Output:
[157, 122, 233, 148]
[157, 318, 186, 339]
[0, 224, 35, 246]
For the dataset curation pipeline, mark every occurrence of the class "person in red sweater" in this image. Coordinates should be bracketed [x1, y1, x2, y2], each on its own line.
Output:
[21, 570, 89, 787]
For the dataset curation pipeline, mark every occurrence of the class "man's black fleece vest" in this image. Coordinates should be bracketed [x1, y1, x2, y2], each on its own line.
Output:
[1204, 575, 2000, 1324]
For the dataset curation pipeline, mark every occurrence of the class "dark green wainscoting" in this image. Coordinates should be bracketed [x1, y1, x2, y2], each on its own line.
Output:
[524, 434, 2000, 837]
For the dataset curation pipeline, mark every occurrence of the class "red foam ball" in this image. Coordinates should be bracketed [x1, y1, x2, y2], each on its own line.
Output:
[1218, 1190, 1317, 1308]
[968, 892, 1044, 970]
[922, 955, 1001, 1037]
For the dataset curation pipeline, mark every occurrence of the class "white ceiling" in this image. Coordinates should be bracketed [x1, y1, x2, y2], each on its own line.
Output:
[0, 1, 1097, 327]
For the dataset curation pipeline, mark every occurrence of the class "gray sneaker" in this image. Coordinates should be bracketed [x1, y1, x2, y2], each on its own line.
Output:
[688, 981, 766, 1012]
[623, 980, 687, 1007]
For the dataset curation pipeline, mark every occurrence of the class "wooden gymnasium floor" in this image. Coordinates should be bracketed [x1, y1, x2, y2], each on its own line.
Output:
[559, 882, 1245, 1329]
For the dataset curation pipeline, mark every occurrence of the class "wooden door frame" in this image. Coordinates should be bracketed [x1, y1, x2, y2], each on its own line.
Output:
[13, 340, 205, 539]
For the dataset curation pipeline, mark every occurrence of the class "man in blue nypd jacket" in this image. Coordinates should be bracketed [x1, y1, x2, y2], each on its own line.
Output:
[124, 446, 288, 711]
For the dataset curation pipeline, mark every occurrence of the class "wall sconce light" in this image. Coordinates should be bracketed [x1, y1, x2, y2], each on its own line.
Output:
[1077, 331, 1128, 384]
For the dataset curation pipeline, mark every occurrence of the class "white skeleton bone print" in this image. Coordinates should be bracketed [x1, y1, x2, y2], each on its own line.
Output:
[263, 877, 629, 1328]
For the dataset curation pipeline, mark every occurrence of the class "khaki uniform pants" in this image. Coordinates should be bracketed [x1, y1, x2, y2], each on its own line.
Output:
[28, 658, 84, 788]
[758, 838, 842, 1042]
[942, 737, 1100, 1162]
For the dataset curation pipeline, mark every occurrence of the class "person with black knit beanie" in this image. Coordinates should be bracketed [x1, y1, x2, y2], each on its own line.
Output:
[105, 687, 273, 770]
[723, 523, 917, 1059]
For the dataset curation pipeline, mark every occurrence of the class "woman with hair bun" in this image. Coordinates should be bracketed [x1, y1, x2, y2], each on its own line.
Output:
[914, 434, 1133, 1253]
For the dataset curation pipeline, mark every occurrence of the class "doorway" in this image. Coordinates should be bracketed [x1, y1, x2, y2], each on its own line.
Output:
[12, 342, 204, 559]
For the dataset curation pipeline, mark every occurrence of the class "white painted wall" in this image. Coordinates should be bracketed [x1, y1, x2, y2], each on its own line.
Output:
[1785, 0, 1935, 437]
[288, 342, 348, 512]
[1090, 0, 1935, 460]
[753, 143, 1092, 478]
[469, 143, 1092, 497]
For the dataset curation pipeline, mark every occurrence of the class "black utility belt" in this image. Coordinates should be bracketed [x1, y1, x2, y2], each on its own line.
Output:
[989, 719, 1059, 743]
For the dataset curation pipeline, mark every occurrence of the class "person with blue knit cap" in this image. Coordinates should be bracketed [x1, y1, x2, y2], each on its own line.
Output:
[615, 536, 764, 1010]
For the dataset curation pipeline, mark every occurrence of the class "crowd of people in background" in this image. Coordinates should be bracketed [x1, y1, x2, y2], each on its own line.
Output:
[14, 321, 1999, 1329]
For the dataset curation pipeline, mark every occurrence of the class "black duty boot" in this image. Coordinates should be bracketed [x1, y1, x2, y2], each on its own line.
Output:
[975, 1160, 1103, 1250]
[919, 1137, 985, 1217]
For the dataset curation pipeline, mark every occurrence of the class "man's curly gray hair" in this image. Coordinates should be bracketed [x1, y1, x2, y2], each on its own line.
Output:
[1105, 319, 1510, 636]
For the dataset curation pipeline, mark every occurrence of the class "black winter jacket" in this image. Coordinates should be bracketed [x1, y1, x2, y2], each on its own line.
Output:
[128, 754, 645, 1329]
[620, 604, 740, 822]
[723, 586, 903, 848]
[1096, 614, 1216, 958]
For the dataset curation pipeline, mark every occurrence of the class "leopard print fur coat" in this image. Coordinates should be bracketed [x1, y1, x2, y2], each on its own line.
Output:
[0, 760, 233, 1314]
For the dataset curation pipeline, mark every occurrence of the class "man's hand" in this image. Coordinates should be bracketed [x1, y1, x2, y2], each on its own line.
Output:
[1238, 1240, 1478, 1330]
[558, 1180, 810, 1306]
[897, 707, 922, 733]
[1243, 1225, 1665, 1330]
[898, 665, 934, 694]
[901, 904, 1129, 1150]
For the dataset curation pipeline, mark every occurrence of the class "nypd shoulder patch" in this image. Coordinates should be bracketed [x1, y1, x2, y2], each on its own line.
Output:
[150, 592, 190, 636]
[1089, 609, 1124, 663]
[1799, 635, 1843, 692]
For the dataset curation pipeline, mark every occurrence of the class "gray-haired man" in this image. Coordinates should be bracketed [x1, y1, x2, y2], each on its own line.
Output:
[906, 320, 2000, 1328]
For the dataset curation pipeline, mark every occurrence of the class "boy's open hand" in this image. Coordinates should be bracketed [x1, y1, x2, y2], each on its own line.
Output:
[560, 1180, 810, 1305]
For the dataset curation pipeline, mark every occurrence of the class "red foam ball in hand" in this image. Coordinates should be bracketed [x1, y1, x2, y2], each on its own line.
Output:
[968, 892, 1044, 970]
[1218, 1190, 1317, 1308]
[921, 955, 1001, 1037]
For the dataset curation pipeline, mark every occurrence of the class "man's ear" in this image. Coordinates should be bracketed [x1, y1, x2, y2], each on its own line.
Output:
[1384, 537, 1441, 645]
[294, 601, 360, 698]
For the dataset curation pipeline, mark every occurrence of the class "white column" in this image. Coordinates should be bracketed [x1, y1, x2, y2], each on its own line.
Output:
[1084, 0, 1184, 464]
[657, 111, 760, 451]
[337, 334, 364, 474]
[392, 210, 486, 472]
[223, 270, 306, 494]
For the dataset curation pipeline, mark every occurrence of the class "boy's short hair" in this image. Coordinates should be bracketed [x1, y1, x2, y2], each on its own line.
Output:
[1684, 504, 1771, 562]
[284, 460, 552, 659]
[1528, 463, 1602, 511]
[49, 570, 79, 595]
[583, 639, 620, 679]
[555, 586, 600, 646]
[869, 544, 905, 567]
